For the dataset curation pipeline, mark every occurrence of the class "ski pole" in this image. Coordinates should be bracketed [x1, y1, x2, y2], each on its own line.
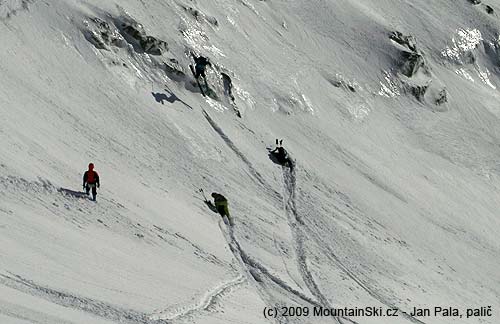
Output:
[199, 188, 208, 202]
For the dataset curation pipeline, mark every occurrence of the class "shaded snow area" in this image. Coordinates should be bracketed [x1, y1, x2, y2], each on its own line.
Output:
[1, 0, 500, 323]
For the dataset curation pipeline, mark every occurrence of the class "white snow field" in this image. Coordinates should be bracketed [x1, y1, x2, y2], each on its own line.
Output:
[1, 0, 500, 323]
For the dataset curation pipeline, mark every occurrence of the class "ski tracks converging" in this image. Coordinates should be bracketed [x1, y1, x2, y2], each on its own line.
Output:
[281, 170, 425, 324]
[281, 167, 349, 324]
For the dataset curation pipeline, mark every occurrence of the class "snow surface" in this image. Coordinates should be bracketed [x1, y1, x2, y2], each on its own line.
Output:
[0, 0, 500, 323]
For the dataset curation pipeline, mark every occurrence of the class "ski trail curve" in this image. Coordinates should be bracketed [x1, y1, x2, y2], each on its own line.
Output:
[151, 275, 246, 322]
[202, 109, 281, 202]
[222, 222, 360, 324]
[0, 273, 168, 324]
[219, 223, 290, 324]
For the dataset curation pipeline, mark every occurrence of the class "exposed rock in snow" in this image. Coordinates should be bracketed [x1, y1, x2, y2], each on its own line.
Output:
[400, 51, 426, 78]
[83, 17, 126, 50]
[117, 17, 168, 55]
[435, 88, 448, 105]
[389, 31, 417, 52]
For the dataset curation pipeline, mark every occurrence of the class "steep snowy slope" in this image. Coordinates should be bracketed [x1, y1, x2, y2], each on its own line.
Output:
[0, 0, 499, 323]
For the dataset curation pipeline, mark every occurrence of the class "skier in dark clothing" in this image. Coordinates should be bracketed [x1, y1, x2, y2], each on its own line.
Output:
[83, 163, 100, 201]
[271, 139, 293, 170]
[191, 52, 212, 86]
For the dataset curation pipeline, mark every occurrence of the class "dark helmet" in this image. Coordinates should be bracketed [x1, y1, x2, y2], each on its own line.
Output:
[211, 192, 217, 198]
[88, 163, 94, 170]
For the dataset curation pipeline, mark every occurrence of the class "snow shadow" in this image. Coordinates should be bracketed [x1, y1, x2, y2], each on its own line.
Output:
[151, 89, 193, 109]
[58, 188, 88, 199]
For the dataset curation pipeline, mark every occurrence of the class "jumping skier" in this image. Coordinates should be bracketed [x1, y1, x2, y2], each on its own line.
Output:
[83, 163, 100, 201]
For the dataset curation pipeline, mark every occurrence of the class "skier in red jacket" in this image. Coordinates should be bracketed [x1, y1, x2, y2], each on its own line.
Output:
[83, 163, 100, 201]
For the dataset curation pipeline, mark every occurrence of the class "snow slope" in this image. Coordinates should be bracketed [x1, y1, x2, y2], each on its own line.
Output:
[0, 0, 499, 323]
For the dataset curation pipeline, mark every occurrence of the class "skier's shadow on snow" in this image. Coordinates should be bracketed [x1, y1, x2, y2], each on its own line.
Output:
[151, 89, 193, 110]
[58, 188, 88, 199]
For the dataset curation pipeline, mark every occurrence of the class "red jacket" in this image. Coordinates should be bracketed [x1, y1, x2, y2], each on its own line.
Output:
[83, 165, 100, 186]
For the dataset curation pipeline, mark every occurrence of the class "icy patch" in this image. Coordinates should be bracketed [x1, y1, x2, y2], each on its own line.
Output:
[378, 71, 400, 98]
[179, 18, 208, 53]
[206, 97, 227, 112]
[477, 67, 496, 89]
[442, 28, 482, 64]
[455, 68, 475, 82]
[234, 85, 256, 111]
[301, 94, 314, 114]
[202, 44, 226, 57]
[227, 16, 237, 26]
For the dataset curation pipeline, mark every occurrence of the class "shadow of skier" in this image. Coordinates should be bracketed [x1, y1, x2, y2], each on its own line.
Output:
[58, 188, 88, 199]
[151, 88, 193, 110]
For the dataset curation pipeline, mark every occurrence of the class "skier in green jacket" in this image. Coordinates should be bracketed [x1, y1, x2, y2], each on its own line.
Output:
[211, 192, 233, 225]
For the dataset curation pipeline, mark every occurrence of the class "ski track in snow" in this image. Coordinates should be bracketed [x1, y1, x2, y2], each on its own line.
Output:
[281, 167, 354, 324]
[278, 167, 424, 324]
[202, 108, 282, 202]
[199, 113, 359, 323]
[0, 273, 168, 324]
[301, 216, 426, 324]
[151, 274, 246, 322]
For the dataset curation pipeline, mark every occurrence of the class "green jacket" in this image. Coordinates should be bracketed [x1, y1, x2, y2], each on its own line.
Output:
[213, 194, 230, 216]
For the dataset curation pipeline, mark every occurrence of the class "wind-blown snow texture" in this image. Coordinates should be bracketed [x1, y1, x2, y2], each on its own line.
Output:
[0, 0, 499, 323]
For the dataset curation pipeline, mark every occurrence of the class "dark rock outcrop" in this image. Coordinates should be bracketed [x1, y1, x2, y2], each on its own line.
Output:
[84, 17, 126, 50]
[390, 31, 417, 52]
[401, 51, 425, 78]
[120, 21, 168, 55]
[435, 89, 448, 105]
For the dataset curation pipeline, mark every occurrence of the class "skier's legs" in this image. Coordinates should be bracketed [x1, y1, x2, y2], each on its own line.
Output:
[216, 205, 227, 217]
[195, 66, 205, 79]
[92, 186, 97, 201]
[85, 184, 90, 195]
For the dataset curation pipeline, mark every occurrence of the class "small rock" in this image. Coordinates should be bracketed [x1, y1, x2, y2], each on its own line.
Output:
[436, 89, 448, 105]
